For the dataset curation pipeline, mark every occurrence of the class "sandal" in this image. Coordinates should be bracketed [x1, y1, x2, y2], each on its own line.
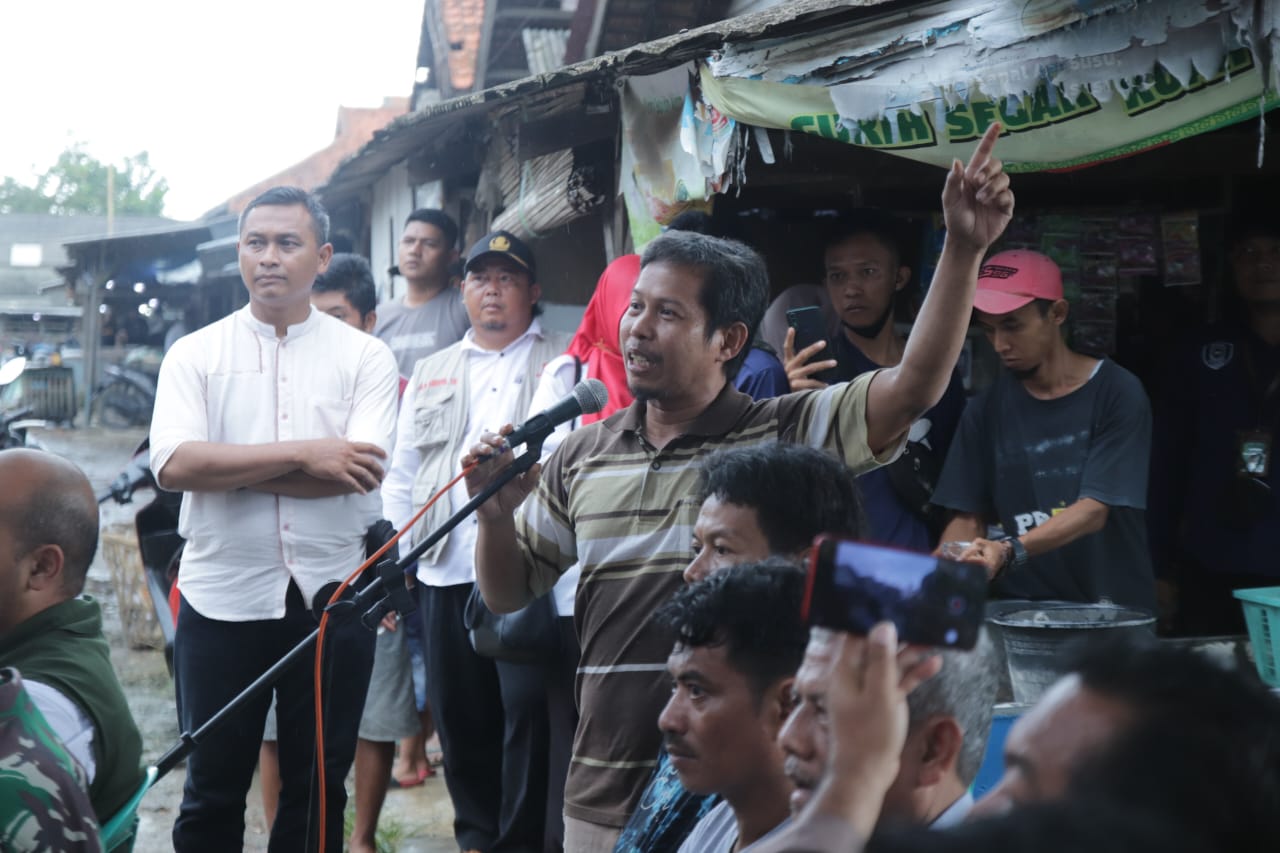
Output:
[388, 767, 430, 788]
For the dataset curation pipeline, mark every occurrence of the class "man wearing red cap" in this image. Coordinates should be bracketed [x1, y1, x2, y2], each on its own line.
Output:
[933, 250, 1155, 613]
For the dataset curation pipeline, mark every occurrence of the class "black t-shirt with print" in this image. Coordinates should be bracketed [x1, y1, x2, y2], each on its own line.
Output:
[933, 359, 1156, 612]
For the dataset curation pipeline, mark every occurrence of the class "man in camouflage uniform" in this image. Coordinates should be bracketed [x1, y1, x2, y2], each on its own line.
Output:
[0, 666, 101, 852]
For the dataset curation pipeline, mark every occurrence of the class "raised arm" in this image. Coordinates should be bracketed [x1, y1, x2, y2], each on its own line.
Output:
[865, 122, 1014, 454]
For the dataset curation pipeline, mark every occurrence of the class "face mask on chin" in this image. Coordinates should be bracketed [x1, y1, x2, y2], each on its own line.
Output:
[843, 298, 895, 340]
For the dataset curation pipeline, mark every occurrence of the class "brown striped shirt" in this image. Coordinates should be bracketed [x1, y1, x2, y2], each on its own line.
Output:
[515, 373, 895, 826]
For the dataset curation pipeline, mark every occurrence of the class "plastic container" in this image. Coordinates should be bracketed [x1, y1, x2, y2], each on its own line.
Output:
[984, 600, 1076, 703]
[990, 604, 1156, 704]
[970, 702, 1032, 798]
[1234, 586, 1280, 688]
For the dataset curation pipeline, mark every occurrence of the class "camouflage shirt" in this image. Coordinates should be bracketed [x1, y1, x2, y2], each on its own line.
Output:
[0, 667, 101, 852]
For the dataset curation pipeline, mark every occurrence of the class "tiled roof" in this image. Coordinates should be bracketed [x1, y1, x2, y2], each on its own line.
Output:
[214, 97, 409, 216]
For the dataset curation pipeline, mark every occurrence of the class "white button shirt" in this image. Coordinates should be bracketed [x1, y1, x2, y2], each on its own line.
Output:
[383, 321, 557, 589]
[151, 305, 399, 621]
[523, 352, 584, 616]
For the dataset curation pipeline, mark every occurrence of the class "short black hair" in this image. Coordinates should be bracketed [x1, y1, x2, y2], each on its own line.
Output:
[639, 230, 770, 380]
[239, 186, 329, 246]
[1064, 635, 1280, 847]
[657, 560, 809, 700]
[404, 208, 459, 250]
[665, 210, 744, 243]
[822, 210, 907, 265]
[313, 253, 377, 320]
[698, 443, 867, 554]
[14, 488, 99, 596]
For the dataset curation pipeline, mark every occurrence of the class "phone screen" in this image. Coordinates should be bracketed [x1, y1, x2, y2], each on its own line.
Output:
[802, 537, 987, 648]
[786, 306, 837, 384]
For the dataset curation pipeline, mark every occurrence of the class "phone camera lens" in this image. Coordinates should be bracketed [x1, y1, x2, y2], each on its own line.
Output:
[948, 596, 966, 614]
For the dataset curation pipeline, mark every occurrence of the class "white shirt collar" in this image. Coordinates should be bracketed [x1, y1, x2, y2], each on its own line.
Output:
[460, 318, 544, 355]
[930, 790, 974, 830]
[238, 303, 323, 341]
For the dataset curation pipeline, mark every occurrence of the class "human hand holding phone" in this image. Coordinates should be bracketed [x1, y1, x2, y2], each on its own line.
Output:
[785, 307, 839, 389]
[802, 623, 943, 833]
[802, 536, 987, 649]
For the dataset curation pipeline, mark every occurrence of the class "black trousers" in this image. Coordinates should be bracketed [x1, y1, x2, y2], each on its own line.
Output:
[420, 582, 550, 853]
[172, 583, 375, 853]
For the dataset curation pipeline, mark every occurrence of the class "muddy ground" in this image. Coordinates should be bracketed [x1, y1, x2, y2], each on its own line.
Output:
[37, 425, 456, 852]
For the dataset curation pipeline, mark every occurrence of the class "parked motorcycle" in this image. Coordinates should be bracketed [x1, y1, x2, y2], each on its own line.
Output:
[92, 362, 157, 428]
[99, 439, 182, 672]
[0, 357, 49, 449]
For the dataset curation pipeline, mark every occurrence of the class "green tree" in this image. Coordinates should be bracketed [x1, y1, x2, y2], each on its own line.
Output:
[0, 145, 168, 216]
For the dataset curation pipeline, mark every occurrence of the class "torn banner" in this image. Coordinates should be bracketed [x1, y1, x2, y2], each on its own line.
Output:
[620, 64, 744, 249]
[701, 0, 1280, 172]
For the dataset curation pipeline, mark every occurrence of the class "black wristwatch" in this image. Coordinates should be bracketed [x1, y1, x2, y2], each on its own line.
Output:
[1002, 537, 1029, 573]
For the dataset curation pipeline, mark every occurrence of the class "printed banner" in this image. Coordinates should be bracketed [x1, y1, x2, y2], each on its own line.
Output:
[701, 10, 1279, 173]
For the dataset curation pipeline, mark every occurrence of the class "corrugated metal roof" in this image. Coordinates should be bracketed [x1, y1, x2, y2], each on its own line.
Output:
[320, 0, 899, 203]
[61, 220, 211, 249]
[61, 215, 237, 251]
[523, 28, 571, 75]
[0, 214, 177, 247]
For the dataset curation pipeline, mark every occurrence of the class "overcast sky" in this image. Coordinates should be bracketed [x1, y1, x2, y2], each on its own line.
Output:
[1, 1, 422, 220]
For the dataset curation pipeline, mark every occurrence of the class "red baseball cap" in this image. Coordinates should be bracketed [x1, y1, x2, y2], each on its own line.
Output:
[974, 250, 1063, 315]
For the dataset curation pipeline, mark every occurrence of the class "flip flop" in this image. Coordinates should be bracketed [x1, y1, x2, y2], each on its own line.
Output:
[388, 767, 429, 788]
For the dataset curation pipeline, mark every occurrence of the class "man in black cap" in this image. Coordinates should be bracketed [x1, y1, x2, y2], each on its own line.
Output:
[381, 230, 571, 853]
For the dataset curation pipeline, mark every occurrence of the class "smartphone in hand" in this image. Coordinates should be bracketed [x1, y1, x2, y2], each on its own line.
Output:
[786, 306, 838, 384]
[802, 536, 987, 649]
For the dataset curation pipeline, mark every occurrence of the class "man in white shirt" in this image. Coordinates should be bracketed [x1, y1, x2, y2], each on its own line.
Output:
[381, 230, 570, 853]
[150, 186, 399, 853]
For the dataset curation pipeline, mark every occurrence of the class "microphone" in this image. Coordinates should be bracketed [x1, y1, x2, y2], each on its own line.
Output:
[504, 378, 608, 449]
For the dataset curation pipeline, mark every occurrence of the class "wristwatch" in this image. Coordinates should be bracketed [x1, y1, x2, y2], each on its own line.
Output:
[1001, 537, 1029, 574]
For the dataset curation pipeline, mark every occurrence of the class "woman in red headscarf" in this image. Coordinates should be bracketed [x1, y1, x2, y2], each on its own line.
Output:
[561, 254, 639, 423]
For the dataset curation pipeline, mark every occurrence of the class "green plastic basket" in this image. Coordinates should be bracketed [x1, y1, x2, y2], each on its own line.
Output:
[1234, 586, 1280, 688]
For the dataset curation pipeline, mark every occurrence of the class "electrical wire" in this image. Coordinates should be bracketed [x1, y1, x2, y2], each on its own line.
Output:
[311, 461, 476, 852]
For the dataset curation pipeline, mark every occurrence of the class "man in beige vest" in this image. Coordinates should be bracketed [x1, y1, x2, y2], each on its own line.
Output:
[381, 230, 570, 853]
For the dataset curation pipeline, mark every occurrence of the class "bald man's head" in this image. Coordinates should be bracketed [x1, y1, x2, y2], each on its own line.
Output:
[0, 449, 99, 597]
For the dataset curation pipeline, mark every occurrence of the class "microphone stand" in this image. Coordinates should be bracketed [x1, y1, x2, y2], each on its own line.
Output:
[153, 442, 543, 779]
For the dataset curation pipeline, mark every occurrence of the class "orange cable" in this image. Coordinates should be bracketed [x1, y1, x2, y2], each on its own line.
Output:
[312, 462, 476, 852]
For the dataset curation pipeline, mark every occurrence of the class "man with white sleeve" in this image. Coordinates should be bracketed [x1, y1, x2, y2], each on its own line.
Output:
[150, 186, 399, 853]
[381, 229, 571, 853]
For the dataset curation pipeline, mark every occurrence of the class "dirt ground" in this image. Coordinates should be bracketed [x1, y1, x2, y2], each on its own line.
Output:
[35, 425, 457, 852]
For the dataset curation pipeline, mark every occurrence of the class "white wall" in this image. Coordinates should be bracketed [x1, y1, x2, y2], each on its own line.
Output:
[369, 161, 415, 302]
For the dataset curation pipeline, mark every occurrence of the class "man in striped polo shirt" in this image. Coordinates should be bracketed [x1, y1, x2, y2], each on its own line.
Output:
[465, 124, 1014, 851]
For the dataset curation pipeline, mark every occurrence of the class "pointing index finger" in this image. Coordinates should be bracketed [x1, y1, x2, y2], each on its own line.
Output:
[966, 121, 1003, 178]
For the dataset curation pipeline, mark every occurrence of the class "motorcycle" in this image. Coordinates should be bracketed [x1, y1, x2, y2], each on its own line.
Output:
[0, 357, 49, 449]
[92, 362, 158, 428]
[99, 439, 183, 672]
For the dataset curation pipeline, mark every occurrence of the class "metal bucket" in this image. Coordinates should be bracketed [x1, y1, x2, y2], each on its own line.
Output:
[984, 600, 1077, 703]
[990, 604, 1156, 704]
